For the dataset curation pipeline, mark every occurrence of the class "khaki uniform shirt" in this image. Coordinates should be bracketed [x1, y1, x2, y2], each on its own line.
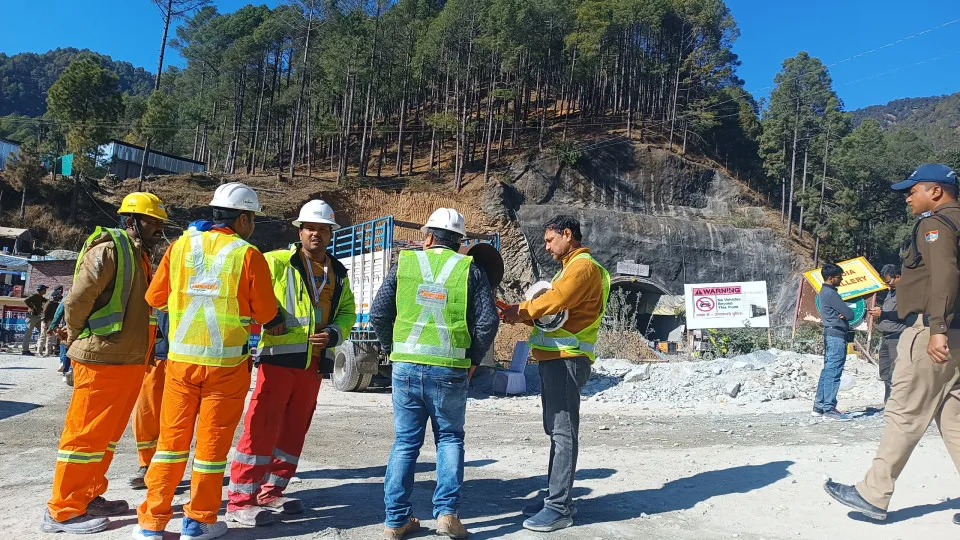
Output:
[897, 201, 960, 335]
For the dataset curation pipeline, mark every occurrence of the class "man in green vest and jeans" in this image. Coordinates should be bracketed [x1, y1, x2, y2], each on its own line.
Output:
[370, 208, 499, 540]
[502, 215, 611, 532]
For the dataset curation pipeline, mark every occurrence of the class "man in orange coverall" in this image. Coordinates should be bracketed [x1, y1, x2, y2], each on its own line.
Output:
[129, 309, 168, 489]
[41, 192, 167, 534]
[135, 183, 278, 540]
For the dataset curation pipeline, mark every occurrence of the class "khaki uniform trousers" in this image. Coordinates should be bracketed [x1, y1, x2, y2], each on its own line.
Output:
[857, 317, 960, 509]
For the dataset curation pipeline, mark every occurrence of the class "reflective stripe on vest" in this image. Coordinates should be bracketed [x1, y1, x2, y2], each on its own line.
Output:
[391, 249, 472, 367]
[529, 253, 610, 361]
[168, 230, 252, 366]
[257, 247, 319, 366]
[75, 228, 135, 338]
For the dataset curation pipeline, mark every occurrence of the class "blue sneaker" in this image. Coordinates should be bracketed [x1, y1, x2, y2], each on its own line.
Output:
[180, 517, 227, 540]
[522, 507, 574, 532]
[131, 526, 164, 539]
[823, 409, 851, 421]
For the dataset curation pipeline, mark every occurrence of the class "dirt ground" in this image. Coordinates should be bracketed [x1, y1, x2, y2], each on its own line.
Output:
[1, 352, 958, 540]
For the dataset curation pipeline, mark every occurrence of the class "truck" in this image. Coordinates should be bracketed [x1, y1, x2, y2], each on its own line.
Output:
[328, 215, 501, 392]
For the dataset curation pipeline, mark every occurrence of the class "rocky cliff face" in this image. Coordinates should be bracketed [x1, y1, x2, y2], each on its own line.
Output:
[485, 141, 804, 322]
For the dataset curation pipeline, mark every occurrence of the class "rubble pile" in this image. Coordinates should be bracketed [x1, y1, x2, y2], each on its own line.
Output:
[582, 349, 880, 406]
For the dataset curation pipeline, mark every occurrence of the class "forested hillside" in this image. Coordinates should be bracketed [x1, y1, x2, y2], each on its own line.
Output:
[0, 48, 155, 117]
[851, 92, 960, 153]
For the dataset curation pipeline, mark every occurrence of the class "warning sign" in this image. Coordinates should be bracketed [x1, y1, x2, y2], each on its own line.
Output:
[684, 281, 769, 329]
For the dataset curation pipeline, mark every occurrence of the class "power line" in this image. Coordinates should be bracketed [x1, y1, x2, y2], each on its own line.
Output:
[700, 17, 960, 113]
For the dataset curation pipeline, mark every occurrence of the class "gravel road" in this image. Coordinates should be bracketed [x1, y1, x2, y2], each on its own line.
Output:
[1, 352, 957, 539]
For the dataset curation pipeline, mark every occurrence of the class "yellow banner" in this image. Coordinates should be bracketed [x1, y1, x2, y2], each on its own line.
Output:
[802, 256, 888, 300]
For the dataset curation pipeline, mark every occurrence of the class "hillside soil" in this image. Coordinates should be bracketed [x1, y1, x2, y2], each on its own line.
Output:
[1, 353, 958, 540]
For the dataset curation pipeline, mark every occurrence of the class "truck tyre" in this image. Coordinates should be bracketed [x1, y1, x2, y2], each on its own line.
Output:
[333, 344, 362, 392]
[356, 374, 373, 391]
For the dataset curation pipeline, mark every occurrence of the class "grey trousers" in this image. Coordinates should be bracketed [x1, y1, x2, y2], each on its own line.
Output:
[539, 356, 592, 514]
[23, 315, 41, 353]
[878, 335, 900, 404]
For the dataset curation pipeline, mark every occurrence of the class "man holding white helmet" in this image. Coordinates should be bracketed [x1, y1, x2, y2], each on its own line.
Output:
[370, 208, 499, 540]
[136, 182, 278, 540]
[502, 215, 610, 533]
[225, 200, 356, 526]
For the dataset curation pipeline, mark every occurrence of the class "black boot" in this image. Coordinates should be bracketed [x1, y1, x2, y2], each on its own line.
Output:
[823, 480, 887, 521]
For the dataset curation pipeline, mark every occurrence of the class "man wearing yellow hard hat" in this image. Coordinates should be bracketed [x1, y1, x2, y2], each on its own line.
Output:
[42, 192, 169, 534]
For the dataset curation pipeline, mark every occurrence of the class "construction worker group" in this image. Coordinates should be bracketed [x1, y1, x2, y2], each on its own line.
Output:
[39, 181, 611, 540]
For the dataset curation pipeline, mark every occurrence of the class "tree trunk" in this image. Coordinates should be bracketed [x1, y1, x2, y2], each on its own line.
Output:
[18, 187, 26, 224]
[798, 148, 809, 239]
[786, 97, 801, 236]
[138, 0, 174, 189]
[813, 132, 831, 266]
[70, 175, 79, 223]
[289, 3, 315, 178]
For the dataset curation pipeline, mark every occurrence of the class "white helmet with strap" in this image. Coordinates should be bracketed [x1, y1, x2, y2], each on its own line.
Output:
[293, 199, 340, 230]
[421, 208, 466, 236]
[526, 281, 569, 332]
[210, 182, 264, 215]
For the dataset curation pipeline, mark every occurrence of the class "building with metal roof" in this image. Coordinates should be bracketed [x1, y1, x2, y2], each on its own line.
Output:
[0, 137, 21, 170]
[97, 139, 205, 180]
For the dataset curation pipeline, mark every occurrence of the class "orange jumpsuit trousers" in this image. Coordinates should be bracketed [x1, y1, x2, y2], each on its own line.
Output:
[47, 362, 147, 522]
[137, 361, 250, 530]
[133, 360, 166, 467]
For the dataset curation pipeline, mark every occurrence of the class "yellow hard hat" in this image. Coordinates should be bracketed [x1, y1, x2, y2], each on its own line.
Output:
[118, 192, 169, 221]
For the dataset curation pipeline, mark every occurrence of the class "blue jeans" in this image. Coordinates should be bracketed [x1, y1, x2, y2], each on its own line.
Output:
[59, 344, 70, 373]
[814, 334, 848, 412]
[383, 361, 469, 528]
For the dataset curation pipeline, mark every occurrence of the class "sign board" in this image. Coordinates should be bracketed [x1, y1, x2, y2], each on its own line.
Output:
[683, 281, 770, 329]
[1, 305, 31, 343]
[803, 257, 887, 300]
[616, 260, 650, 278]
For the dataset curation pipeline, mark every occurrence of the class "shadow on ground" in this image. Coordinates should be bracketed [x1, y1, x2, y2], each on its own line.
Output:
[0, 399, 41, 420]
[847, 497, 960, 524]
[468, 461, 795, 538]
[107, 461, 794, 538]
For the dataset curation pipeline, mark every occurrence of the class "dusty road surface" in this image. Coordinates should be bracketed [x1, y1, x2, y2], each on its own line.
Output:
[1, 352, 958, 540]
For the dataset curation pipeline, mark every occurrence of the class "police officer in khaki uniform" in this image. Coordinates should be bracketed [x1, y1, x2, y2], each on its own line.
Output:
[824, 163, 960, 526]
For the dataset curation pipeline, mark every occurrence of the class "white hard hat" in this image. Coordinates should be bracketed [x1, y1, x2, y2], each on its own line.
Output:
[293, 199, 340, 230]
[210, 182, 264, 215]
[421, 208, 466, 236]
[526, 281, 569, 332]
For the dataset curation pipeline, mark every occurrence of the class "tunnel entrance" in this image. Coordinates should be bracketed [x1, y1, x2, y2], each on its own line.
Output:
[603, 277, 684, 342]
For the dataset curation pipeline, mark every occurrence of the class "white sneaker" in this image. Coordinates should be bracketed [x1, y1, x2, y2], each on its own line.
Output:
[180, 519, 227, 540]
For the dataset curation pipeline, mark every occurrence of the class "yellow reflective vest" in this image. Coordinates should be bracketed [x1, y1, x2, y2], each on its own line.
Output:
[167, 229, 255, 367]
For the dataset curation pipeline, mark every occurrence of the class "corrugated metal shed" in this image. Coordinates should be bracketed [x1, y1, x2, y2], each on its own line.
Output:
[0, 254, 29, 270]
[98, 140, 205, 176]
[0, 137, 21, 170]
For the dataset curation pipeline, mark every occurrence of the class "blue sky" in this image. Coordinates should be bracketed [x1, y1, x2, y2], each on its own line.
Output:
[727, 0, 960, 109]
[1, 0, 958, 110]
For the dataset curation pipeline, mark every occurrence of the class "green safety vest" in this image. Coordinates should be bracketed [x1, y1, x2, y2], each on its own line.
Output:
[257, 246, 350, 368]
[74, 227, 136, 339]
[391, 248, 473, 368]
[529, 252, 611, 362]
